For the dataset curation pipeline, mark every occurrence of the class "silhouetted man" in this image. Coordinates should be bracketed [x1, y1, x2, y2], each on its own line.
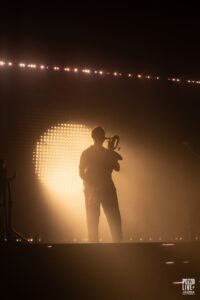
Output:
[79, 126, 122, 242]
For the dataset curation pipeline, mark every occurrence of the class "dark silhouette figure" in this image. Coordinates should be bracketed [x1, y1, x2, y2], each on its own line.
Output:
[79, 127, 123, 242]
[0, 160, 28, 243]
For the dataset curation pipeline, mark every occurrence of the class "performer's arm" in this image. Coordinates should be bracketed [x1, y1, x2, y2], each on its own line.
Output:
[79, 153, 87, 180]
[110, 151, 122, 172]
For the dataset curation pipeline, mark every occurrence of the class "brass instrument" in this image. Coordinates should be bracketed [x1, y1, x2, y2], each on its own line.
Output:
[106, 135, 120, 151]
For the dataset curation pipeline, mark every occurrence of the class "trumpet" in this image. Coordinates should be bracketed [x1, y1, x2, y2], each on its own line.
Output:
[105, 135, 120, 151]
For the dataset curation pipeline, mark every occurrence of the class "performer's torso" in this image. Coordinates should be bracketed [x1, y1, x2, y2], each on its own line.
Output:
[83, 146, 115, 189]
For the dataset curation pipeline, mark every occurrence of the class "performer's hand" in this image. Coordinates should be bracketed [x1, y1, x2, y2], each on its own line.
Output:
[113, 162, 120, 171]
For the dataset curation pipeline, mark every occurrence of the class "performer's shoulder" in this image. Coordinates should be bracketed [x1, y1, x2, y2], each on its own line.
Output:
[81, 145, 94, 156]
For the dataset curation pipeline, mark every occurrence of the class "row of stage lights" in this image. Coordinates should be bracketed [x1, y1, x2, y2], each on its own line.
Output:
[1, 59, 200, 86]
[11, 236, 199, 243]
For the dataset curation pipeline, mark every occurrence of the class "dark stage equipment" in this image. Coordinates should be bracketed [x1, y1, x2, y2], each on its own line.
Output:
[0, 160, 28, 243]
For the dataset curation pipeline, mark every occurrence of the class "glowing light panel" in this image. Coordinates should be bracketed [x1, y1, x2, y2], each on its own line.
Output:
[33, 123, 92, 193]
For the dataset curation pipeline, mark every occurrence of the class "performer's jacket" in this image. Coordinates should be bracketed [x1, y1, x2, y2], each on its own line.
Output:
[79, 145, 122, 191]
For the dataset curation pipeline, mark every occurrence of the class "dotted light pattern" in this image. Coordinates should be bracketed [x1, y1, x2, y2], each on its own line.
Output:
[33, 123, 92, 193]
[1, 59, 200, 86]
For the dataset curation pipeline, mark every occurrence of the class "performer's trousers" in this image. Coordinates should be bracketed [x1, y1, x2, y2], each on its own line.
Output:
[84, 186, 122, 242]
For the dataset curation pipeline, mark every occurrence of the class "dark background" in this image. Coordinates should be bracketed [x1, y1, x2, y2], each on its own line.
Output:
[0, 2, 200, 242]
[1, 1, 200, 78]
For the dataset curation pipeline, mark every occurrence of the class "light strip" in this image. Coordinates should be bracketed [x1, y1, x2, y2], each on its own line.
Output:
[1, 59, 200, 86]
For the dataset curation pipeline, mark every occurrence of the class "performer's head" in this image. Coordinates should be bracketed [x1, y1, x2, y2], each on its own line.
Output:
[91, 126, 106, 146]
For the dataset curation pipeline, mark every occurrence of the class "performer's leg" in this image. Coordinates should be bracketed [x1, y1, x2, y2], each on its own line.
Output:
[101, 188, 122, 242]
[85, 190, 100, 242]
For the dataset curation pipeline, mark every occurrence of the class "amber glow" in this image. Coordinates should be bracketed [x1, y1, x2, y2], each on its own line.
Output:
[33, 123, 92, 193]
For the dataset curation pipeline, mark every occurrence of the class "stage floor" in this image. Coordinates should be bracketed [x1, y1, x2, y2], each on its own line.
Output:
[1, 242, 199, 299]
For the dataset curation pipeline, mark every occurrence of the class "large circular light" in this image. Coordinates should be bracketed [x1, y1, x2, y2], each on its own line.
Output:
[33, 123, 92, 193]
